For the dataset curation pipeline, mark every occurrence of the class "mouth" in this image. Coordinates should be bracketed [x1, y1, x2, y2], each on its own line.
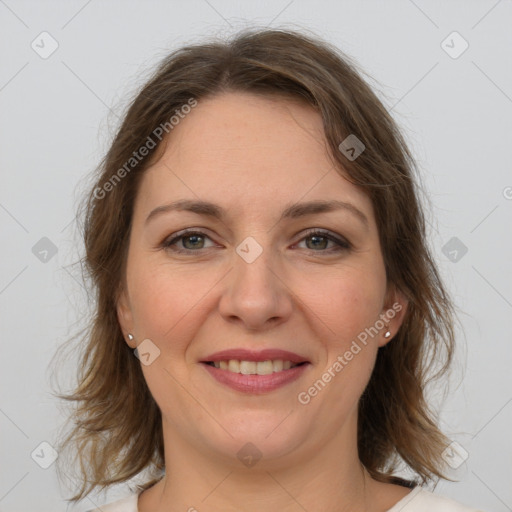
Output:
[199, 349, 311, 394]
[202, 359, 308, 375]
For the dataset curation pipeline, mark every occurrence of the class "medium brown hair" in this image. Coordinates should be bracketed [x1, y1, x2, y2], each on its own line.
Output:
[53, 28, 456, 501]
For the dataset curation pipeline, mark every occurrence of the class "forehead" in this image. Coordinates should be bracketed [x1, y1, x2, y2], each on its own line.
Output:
[136, 92, 373, 221]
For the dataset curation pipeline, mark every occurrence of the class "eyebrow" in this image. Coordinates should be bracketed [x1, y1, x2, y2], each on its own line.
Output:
[145, 198, 369, 229]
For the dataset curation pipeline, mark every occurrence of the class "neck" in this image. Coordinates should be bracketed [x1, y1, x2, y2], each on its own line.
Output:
[139, 411, 380, 512]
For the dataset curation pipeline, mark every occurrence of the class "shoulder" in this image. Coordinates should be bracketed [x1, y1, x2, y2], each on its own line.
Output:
[387, 486, 485, 512]
[85, 486, 485, 512]
[87, 492, 139, 512]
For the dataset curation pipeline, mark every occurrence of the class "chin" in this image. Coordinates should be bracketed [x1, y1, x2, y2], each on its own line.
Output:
[200, 411, 310, 467]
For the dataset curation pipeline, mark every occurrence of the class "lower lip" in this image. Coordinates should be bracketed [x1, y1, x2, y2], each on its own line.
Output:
[201, 363, 310, 394]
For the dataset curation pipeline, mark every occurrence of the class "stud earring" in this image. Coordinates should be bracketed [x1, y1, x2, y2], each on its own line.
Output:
[127, 333, 134, 341]
[384, 330, 391, 339]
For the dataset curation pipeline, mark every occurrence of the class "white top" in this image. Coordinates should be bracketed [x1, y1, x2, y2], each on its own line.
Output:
[90, 486, 485, 511]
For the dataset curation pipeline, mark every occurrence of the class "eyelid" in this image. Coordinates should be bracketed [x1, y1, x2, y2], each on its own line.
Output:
[160, 227, 351, 253]
[293, 228, 351, 250]
[161, 228, 218, 250]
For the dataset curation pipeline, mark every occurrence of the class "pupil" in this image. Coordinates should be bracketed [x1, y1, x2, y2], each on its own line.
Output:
[307, 235, 327, 250]
[184, 235, 203, 249]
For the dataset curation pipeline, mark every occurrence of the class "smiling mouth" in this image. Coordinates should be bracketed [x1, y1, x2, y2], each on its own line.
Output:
[202, 360, 308, 375]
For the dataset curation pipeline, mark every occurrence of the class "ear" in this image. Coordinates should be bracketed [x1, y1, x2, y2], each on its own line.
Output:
[378, 284, 409, 347]
[117, 288, 136, 349]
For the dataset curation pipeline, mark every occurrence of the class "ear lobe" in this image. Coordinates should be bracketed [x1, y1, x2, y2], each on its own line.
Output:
[379, 285, 409, 347]
[116, 289, 136, 348]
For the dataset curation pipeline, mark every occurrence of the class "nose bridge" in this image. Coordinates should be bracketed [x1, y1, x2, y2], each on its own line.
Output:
[218, 234, 292, 329]
[234, 235, 275, 288]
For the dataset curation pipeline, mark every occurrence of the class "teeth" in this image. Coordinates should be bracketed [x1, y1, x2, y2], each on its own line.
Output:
[211, 359, 301, 375]
[272, 360, 283, 372]
[240, 361, 256, 375]
[256, 360, 274, 375]
[228, 360, 240, 373]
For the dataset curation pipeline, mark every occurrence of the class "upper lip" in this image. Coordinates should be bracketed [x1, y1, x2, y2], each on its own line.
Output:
[201, 349, 309, 364]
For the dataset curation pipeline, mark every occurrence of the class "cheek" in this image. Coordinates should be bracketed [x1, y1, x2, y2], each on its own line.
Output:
[304, 276, 382, 411]
[126, 258, 218, 352]
[296, 265, 386, 345]
[127, 262, 207, 404]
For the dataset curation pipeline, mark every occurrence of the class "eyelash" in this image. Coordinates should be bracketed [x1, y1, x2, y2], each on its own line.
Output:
[161, 228, 351, 255]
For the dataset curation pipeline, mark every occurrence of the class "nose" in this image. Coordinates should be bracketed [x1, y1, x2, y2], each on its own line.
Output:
[218, 243, 293, 331]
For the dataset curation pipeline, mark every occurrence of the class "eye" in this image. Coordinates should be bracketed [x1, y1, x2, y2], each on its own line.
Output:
[160, 228, 351, 255]
[161, 229, 216, 253]
[294, 229, 351, 253]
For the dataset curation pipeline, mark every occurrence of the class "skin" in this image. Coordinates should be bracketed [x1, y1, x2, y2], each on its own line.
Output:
[117, 92, 411, 512]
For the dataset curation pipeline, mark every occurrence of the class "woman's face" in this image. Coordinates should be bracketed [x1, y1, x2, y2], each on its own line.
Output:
[117, 92, 407, 467]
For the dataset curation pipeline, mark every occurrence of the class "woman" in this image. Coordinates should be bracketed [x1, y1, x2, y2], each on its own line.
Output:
[55, 29, 483, 511]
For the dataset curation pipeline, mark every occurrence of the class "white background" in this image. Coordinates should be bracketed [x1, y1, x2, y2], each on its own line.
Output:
[1, 1, 511, 511]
